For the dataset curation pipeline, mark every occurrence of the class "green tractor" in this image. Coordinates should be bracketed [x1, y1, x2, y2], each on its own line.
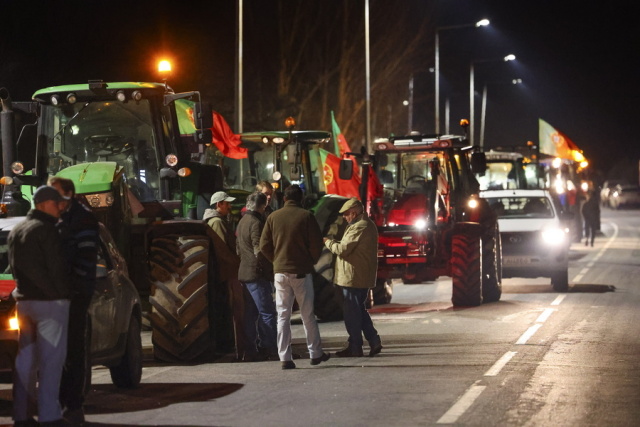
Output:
[0, 79, 236, 363]
[221, 121, 351, 320]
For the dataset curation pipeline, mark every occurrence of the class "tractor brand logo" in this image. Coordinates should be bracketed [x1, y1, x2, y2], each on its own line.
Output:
[323, 163, 334, 187]
[509, 235, 522, 243]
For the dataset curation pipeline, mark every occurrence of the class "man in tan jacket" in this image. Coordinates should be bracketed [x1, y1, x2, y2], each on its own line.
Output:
[324, 197, 382, 358]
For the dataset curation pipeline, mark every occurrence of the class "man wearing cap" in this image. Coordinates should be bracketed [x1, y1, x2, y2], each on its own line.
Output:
[260, 184, 330, 370]
[323, 197, 382, 358]
[203, 191, 248, 360]
[9, 186, 72, 426]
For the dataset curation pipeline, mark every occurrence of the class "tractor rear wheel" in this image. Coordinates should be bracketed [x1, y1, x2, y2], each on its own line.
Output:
[451, 232, 483, 307]
[148, 235, 213, 362]
[481, 223, 502, 303]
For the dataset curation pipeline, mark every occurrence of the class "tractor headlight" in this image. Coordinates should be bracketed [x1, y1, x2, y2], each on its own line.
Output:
[468, 198, 479, 209]
[414, 218, 427, 230]
[9, 314, 19, 330]
[541, 227, 567, 245]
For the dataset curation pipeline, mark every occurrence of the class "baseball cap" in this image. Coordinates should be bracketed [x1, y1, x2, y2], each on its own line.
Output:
[210, 191, 236, 205]
[32, 185, 69, 205]
[339, 197, 363, 213]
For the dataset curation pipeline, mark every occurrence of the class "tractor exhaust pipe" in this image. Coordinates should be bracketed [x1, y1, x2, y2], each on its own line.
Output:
[0, 88, 16, 177]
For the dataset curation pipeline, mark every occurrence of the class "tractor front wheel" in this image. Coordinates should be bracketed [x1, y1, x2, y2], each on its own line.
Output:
[451, 232, 483, 307]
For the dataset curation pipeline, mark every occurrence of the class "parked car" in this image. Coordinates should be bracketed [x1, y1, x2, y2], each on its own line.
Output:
[600, 180, 628, 207]
[0, 223, 142, 389]
[609, 184, 640, 209]
[482, 189, 572, 292]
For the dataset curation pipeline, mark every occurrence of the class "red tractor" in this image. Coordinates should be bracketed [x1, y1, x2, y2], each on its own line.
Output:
[364, 133, 502, 307]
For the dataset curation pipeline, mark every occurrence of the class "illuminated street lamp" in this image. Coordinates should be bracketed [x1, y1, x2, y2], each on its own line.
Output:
[470, 54, 516, 146]
[435, 19, 489, 134]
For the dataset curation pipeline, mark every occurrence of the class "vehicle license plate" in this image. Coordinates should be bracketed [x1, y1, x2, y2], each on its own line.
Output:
[503, 256, 536, 266]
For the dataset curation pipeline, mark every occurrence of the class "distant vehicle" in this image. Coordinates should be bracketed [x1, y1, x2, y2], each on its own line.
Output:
[482, 189, 572, 292]
[600, 180, 628, 207]
[0, 223, 143, 390]
[609, 184, 640, 210]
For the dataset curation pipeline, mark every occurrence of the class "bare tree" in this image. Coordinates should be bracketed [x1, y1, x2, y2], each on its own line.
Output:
[244, 0, 435, 150]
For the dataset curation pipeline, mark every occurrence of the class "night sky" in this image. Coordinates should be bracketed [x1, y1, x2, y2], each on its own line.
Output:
[1, 0, 638, 183]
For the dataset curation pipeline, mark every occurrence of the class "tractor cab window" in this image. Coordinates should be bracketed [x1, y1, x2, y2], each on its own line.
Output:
[42, 100, 162, 202]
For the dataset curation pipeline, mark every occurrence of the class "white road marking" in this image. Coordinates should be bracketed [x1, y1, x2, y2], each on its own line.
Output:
[484, 351, 517, 377]
[516, 324, 542, 345]
[573, 222, 618, 283]
[536, 308, 555, 323]
[551, 295, 566, 305]
[436, 381, 487, 424]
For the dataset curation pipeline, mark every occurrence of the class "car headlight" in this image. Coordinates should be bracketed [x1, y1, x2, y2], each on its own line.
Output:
[541, 227, 567, 245]
[414, 218, 427, 230]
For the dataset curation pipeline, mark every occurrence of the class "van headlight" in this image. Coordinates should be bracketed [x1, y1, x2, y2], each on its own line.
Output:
[541, 227, 567, 245]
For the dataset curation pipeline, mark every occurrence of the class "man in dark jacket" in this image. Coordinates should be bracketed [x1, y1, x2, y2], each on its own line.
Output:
[9, 186, 72, 427]
[236, 192, 277, 360]
[49, 176, 100, 424]
[260, 185, 330, 369]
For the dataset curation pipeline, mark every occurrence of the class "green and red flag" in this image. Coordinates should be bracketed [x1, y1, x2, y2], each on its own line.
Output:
[331, 111, 352, 157]
[319, 148, 360, 198]
[539, 119, 579, 160]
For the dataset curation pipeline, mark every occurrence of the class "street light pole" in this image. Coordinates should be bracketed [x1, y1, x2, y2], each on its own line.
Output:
[435, 19, 489, 135]
[470, 54, 516, 146]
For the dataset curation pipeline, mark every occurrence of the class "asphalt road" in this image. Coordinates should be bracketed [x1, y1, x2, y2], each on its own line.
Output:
[0, 208, 638, 426]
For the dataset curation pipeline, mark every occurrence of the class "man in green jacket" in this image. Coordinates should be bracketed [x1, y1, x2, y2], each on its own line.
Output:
[324, 197, 382, 358]
[260, 185, 330, 369]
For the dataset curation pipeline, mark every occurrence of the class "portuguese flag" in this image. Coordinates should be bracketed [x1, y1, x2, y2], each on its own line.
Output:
[319, 148, 360, 198]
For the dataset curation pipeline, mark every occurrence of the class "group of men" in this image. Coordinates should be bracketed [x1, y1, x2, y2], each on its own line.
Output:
[7, 178, 384, 425]
[205, 181, 382, 370]
[9, 179, 99, 426]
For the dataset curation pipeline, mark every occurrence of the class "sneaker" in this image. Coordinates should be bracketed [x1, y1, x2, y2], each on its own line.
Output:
[335, 347, 364, 358]
[310, 352, 331, 366]
[281, 360, 296, 370]
[369, 343, 383, 358]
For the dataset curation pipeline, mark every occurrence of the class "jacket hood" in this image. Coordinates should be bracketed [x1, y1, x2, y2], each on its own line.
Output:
[202, 208, 222, 222]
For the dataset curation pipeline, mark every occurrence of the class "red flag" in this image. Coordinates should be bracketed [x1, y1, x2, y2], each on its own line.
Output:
[367, 166, 384, 200]
[319, 148, 360, 198]
[211, 112, 248, 159]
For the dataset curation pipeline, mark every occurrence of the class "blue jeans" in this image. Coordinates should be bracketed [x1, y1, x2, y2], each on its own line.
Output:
[243, 279, 278, 355]
[342, 287, 380, 350]
[14, 299, 70, 423]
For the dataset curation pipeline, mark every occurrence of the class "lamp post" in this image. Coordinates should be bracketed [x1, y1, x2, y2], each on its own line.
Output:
[435, 19, 489, 135]
[470, 54, 515, 146]
[479, 78, 523, 148]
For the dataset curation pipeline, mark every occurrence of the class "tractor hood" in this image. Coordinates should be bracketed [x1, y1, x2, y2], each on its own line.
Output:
[56, 162, 118, 194]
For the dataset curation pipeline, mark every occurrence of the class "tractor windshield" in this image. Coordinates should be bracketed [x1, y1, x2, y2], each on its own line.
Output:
[377, 152, 443, 192]
[41, 100, 162, 201]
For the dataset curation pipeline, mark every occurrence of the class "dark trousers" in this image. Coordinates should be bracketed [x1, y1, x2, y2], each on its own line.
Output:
[60, 293, 92, 411]
[243, 279, 278, 355]
[341, 287, 380, 350]
[584, 221, 597, 245]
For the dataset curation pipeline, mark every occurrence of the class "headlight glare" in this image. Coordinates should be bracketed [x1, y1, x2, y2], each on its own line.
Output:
[541, 228, 566, 245]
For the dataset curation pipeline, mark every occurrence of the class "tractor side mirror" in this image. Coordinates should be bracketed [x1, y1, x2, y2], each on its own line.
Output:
[339, 159, 353, 180]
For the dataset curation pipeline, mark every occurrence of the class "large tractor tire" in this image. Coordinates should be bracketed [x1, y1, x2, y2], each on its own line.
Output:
[451, 231, 483, 307]
[481, 223, 502, 303]
[148, 235, 213, 362]
[372, 278, 393, 305]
